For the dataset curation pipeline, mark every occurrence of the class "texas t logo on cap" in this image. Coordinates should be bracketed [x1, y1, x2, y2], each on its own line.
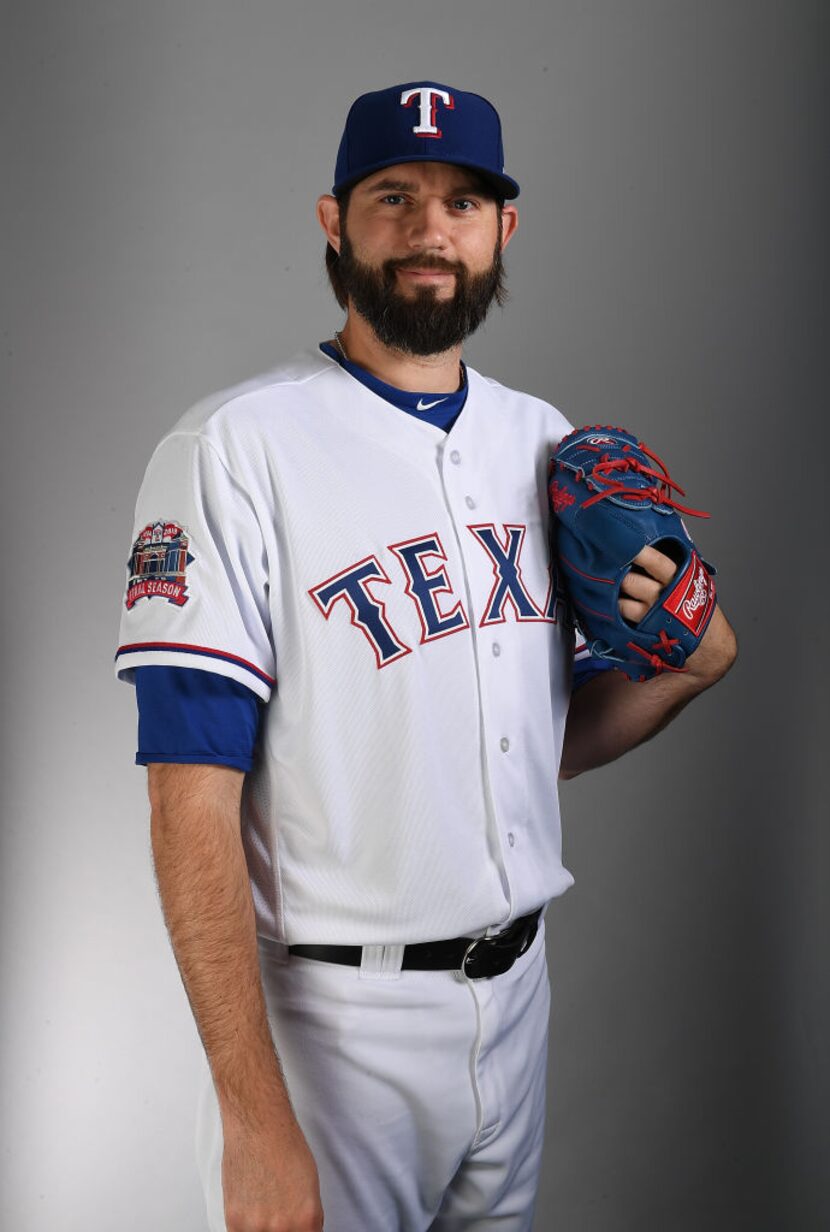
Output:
[400, 86, 454, 138]
[332, 81, 520, 200]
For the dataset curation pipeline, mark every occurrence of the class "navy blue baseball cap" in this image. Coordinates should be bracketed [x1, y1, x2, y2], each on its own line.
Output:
[333, 81, 520, 200]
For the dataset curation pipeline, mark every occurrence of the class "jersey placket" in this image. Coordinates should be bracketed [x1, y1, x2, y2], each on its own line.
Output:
[437, 419, 532, 922]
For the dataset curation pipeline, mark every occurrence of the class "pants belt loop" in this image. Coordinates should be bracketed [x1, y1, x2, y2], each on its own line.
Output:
[359, 943, 405, 981]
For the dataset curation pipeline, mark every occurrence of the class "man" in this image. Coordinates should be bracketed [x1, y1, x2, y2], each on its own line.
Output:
[116, 82, 736, 1232]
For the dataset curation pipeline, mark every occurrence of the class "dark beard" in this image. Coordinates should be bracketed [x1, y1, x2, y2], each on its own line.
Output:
[335, 232, 506, 357]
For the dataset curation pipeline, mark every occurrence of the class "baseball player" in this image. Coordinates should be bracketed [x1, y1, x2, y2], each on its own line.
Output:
[116, 82, 737, 1232]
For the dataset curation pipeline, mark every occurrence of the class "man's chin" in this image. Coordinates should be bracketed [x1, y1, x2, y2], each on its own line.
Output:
[395, 290, 456, 307]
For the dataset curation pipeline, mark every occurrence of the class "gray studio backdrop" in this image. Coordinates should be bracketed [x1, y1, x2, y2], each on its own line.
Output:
[2, 2, 826, 1229]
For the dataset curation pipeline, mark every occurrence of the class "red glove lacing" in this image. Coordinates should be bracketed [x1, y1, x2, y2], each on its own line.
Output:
[574, 440, 710, 519]
[625, 629, 688, 675]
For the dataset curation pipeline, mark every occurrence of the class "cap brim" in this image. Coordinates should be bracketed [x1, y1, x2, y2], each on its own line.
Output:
[333, 153, 520, 200]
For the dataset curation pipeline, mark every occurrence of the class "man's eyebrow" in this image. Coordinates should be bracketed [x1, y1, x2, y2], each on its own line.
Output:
[361, 178, 419, 194]
[360, 177, 492, 198]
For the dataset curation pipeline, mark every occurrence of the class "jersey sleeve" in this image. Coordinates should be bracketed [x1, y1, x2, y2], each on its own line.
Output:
[115, 431, 275, 701]
[135, 665, 263, 772]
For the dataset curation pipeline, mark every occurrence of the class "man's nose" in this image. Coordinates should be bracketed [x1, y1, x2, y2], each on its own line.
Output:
[405, 199, 449, 250]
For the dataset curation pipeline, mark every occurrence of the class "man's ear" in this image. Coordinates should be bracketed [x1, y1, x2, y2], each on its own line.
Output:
[317, 195, 342, 254]
[500, 204, 519, 252]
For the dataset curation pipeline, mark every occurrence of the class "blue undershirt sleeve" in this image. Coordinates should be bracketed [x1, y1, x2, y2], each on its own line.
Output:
[134, 665, 263, 772]
[571, 655, 617, 691]
[571, 624, 619, 693]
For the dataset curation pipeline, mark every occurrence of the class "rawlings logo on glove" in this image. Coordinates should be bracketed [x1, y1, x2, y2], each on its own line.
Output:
[549, 425, 717, 681]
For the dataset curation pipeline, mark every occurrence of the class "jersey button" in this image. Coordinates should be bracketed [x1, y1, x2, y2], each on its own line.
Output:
[507, 832, 516, 847]
[465, 495, 476, 509]
[450, 450, 461, 465]
[492, 643, 501, 657]
[500, 737, 510, 753]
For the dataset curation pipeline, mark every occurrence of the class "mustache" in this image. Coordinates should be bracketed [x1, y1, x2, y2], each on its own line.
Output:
[384, 255, 465, 276]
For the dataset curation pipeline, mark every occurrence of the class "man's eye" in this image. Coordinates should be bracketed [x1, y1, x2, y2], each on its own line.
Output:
[452, 199, 477, 211]
[381, 194, 406, 205]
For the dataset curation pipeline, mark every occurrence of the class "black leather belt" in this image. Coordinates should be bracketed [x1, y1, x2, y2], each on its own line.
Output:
[288, 908, 542, 979]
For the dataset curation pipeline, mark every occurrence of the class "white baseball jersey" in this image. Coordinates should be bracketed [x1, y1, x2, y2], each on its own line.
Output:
[117, 347, 577, 946]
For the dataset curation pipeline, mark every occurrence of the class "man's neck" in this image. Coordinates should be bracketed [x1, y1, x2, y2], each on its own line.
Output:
[334, 313, 464, 393]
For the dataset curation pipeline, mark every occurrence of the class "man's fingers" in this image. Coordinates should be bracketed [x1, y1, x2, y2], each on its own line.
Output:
[619, 570, 661, 605]
[619, 597, 650, 624]
[630, 545, 679, 585]
[619, 547, 680, 624]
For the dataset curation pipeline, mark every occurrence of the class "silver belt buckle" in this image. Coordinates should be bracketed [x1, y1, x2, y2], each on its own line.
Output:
[461, 937, 485, 979]
[461, 914, 539, 980]
[461, 934, 518, 980]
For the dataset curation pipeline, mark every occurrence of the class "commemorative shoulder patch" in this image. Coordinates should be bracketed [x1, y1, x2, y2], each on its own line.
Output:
[125, 520, 194, 610]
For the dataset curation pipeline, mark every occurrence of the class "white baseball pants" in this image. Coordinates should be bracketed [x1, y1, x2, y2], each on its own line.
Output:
[195, 920, 551, 1231]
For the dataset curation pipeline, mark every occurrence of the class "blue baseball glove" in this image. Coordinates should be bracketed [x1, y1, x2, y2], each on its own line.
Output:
[549, 425, 717, 681]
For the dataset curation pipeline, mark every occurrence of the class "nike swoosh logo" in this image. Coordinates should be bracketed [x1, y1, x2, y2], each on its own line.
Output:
[416, 397, 448, 411]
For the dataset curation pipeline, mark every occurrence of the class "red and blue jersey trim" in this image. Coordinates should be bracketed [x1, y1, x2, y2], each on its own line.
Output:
[115, 641, 275, 688]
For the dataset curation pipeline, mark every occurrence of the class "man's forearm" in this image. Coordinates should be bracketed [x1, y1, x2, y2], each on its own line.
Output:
[560, 606, 738, 780]
[148, 762, 291, 1132]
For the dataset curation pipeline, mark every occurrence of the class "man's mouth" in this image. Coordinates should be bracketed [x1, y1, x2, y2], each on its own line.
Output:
[395, 267, 457, 284]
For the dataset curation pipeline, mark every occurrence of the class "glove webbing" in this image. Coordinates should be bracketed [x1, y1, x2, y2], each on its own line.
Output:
[573, 442, 710, 519]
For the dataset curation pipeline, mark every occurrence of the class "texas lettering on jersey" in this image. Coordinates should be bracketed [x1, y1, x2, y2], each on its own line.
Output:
[309, 524, 571, 669]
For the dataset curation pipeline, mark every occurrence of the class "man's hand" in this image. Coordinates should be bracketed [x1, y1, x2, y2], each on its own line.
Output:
[222, 1118, 324, 1232]
[147, 763, 326, 1231]
[618, 546, 737, 685]
[560, 547, 737, 779]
